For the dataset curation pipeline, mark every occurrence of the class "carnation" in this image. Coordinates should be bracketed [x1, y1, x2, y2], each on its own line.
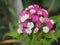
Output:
[20, 14, 29, 22]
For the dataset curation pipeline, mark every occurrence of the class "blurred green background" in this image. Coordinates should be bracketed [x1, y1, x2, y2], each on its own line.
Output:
[0, 0, 60, 45]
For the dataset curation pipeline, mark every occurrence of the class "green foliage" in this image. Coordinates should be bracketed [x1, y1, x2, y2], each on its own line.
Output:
[40, 39, 50, 45]
[5, 30, 19, 38]
[19, 35, 51, 45]
[30, 35, 40, 45]
[50, 15, 60, 38]
[43, 0, 60, 12]
[20, 35, 30, 45]
[8, 7, 18, 29]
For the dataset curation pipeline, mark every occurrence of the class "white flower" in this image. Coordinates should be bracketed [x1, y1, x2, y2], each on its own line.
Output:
[17, 28, 22, 33]
[28, 5, 34, 9]
[17, 24, 23, 33]
[39, 16, 44, 23]
[25, 28, 32, 34]
[43, 26, 49, 33]
[34, 27, 39, 33]
[27, 22, 34, 29]
[21, 14, 29, 22]
[50, 20, 55, 24]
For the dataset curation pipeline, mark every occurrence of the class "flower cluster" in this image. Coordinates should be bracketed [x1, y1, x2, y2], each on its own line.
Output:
[17, 4, 55, 35]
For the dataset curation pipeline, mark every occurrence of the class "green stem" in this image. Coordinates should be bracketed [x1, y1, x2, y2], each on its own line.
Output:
[38, 32, 43, 41]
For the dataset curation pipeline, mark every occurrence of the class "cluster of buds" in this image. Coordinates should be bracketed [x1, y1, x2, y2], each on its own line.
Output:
[17, 4, 55, 35]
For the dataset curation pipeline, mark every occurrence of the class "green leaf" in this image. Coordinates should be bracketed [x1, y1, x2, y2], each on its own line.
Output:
[50, 15, 60, 38]
[23, 35, 30, 45]
[50, 15, 60, 30]
[45, 33, 57, 42]
[40, 39, 50, 45]
[30, 35, 42, 45]
[8, 7, 18, 27]
[18, 35, 31, 45]
[8, 7, 17, 16]
[55, 29, 60, 38]
[5, 30, 19, 38]
[9, 22, 14, 31]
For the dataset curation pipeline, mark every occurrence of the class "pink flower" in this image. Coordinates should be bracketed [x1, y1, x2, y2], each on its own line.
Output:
[43, 18, 54, 29]
[28, 5, 34, 9]
[29, 8, 36, 14]
[50, 30, 55, 34]
[33, 4, 39, 9]
[40, 9, 48, 17]
[20, 10, 27, 17]
[27, 14, 34, 19]
[46, 22, 54, 29]
[22, 29, 27, 34]
[32, 15, 39, 22]
[43, 18, 50, 23]
[34, 27, 39, 33]
[22, 21, 28, 27]
[35, 21, 41, 28]
[37, 10, 42, 15]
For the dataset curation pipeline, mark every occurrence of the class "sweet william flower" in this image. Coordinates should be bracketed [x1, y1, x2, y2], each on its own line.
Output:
[46, 22, 53, 29]
[27, 22, 34, 29]
[20, 10, 27, 16]
[29, 8, 36, 14]
[22, 21, 28, 27]
[20, 14, 29, 22]
[50, 20, 55, 24]
[28, 5, 34, 9]
[43, 18, 50, 23]
[39, 16, 44, 23]
[17, 28, 23, 33]
[43, 18, 54, 29]
[18, 4, 55, 35]
[37, 10, 42, 15]
[43, 26, 49, 33]
[37, 8, 48, 17]
[22, 28, 32, 34]
[40, 9, 48, 17]
[17, 24, 23, 33]
[33, 4, 39, 9]
[25, 28, 32, 34]
[19, 10, 27, 23]
[36, 21, 41, 28]
[32, 15, 39, 22]
[34, 27, 39, 33]
[50, 30, 55, 34]
[22, 28, 27, 34]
